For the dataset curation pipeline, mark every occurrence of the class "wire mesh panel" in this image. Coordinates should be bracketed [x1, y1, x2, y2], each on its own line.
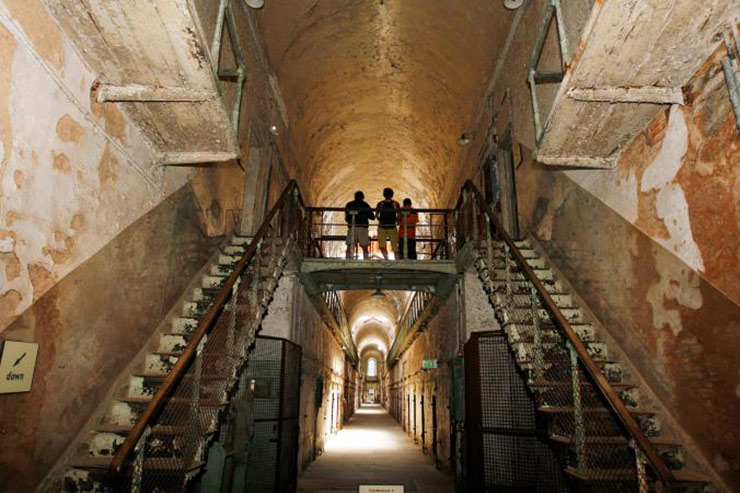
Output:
[243, 336, 302, 493]
[465, 332, 567, 493]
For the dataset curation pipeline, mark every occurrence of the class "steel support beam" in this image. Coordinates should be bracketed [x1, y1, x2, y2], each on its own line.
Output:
[159, 151, 239, 165]
[536, 153, 617, 169]
[96, 84, 214, 102]
[567, 86, 684, 105]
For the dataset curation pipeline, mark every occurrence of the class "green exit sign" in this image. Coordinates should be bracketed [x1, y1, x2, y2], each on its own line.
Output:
[422, 359, 438, 370]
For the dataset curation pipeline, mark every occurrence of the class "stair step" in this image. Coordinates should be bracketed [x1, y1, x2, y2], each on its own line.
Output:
[528, 380, 635, 391]
[538, 405, 656, 416]
[563, 467, 711, 485]
[231, 234, 251, 246]
[549, 434, 680, 447]
[221, 245, 246, 255]
[69, 456, 205, 472]
[117, 395, 228, 407]
[95, 424, 185, 435]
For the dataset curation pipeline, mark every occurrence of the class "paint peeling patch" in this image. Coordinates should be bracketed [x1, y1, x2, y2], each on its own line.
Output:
[52, 151, 71, 172]
[28, 262, 54, 301]
[98, 143, 119, 185]
[641, 106, 688, 191]
[0, 289, 22, 329]
[70, 213, 84, 230]
[42, 233, 75, 265]
[653, 184, 705, 272]
[5, 211, 20, 227]
[4, 0, 65, 69]
[90, 98, 127, 141]
[1, 252, 21, 280]
[12, 169, 24, 188]
[640, 105, 704, 272]
[55, 114, 85, 143]
[646, 245, 703, 336]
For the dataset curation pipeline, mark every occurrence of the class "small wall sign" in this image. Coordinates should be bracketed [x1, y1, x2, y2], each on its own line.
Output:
[422, 359, 438, 370]
[0, 341, 39, 394]
[359, 486, 404, 493]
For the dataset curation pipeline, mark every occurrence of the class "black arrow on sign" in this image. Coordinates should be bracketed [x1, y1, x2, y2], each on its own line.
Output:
[13, 352, 26, 367]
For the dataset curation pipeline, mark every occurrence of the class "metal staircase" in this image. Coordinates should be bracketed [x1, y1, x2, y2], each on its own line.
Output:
[461, 182, 715, 492]
[60, 184, 301, 492]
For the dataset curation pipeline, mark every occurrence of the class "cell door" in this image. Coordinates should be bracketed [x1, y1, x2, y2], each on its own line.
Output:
[464, 332, 566, 493]
[243, 336, 302, 493]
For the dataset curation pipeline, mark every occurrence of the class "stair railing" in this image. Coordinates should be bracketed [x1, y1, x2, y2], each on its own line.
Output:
[460, 180, 677, 491]
[109, 180, 304, 479]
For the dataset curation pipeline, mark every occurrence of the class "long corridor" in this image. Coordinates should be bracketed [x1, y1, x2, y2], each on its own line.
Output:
[298, 405, 455, 492]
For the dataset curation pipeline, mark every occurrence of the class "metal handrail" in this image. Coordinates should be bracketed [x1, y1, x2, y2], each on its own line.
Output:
[110, 180, 302, 476]
[461, 180, 676, 488]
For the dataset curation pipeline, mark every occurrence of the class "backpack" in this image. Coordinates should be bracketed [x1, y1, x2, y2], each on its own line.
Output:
[378, 200, 398, 226]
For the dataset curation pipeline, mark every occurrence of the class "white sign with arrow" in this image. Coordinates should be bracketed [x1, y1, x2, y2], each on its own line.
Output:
[0, 340, 39, 394]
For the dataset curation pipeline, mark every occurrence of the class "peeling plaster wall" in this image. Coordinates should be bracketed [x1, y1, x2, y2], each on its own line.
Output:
[446, 1, 740, 485]
[0, 185, 221, 491]
[513, 53, 740, 487]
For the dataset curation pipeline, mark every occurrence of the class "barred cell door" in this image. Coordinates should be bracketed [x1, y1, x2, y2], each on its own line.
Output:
[243, 336, 302, 493]
[464, 332, 566, 493]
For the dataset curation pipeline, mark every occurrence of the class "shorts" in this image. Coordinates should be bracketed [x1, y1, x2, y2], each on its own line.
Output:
[346, 226, 370, 247]
[377, 226, 398, 251]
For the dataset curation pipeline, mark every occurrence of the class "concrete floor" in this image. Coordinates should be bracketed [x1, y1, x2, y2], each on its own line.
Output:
[298, 404, 455, 492]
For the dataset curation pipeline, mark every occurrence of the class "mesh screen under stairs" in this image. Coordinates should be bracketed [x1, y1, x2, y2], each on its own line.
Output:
[61, 229, 292, 492]
[472, 234, 714, 493]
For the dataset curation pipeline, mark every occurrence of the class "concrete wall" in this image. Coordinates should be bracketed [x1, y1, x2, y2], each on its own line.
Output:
[452, 1, 740, 486]
[382, 270, 501, 472]
[0, 0, 290, 488]
[0, 184, 222, 490]
[260, 272, 348, 474]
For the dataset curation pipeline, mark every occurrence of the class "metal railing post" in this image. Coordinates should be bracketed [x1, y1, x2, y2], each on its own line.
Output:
[349, 211, 357, 260]
[402, 211, 409, 259]
[530, 284, 544, 381]
[568, 340, 585, 472]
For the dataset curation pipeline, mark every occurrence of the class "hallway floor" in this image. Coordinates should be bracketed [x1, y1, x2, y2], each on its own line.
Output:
[298, 404, 455, 492]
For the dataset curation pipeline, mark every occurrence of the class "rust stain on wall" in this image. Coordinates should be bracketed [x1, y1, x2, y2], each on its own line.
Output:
[52, 151, 71, 172]
[4, 0, 65, 69]
[55, 114, 86, 144]
[97, 143, 119, 185]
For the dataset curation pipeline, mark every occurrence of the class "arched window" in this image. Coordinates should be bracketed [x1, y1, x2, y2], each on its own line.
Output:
[367, 357, 377, 377]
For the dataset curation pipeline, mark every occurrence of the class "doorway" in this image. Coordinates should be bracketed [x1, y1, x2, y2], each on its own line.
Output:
[495, 125, 521, 239]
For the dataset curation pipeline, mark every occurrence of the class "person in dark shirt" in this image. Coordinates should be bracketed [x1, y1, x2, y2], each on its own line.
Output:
[376, 187, 400, 260]
[345, 191, 375, 259]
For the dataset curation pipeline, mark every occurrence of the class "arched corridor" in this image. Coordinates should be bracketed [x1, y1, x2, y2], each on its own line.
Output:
[0, 0, 738, 492]
[298, 405, 453, 493]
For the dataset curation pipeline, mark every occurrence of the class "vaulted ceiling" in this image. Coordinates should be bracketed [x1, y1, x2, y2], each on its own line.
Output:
[256, 0, 514, 207]
[256, 1, 514, 357]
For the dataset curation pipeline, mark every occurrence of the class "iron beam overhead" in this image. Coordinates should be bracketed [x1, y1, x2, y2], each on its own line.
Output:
[159, 151, 239, 166]
[567, 86, 685, 105]
[96, 84, 215, 103]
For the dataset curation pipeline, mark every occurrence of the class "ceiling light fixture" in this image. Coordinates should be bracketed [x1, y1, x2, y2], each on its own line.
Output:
[371, 276, 386, 299]
[269, 124, 279, 136]
[246, 0, 265, 9]
[504, 0, 524, 9]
